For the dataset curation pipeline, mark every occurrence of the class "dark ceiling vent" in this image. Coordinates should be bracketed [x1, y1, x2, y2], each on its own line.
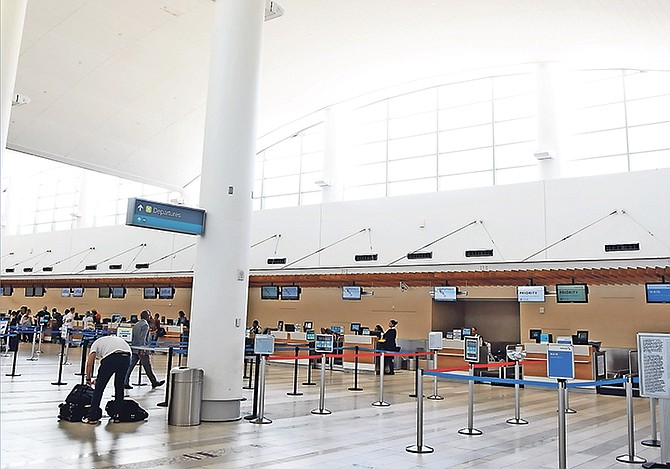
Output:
[465, 249, 494, 257]
[135, 263, 150, 269]
[108, 264, 122, 270]
[85, 265, 97, 270]
[605, 243, 640, 252]
[355, 254, 378, 262]
[267, 257, 287, 265]
[407, 252, 433, 260]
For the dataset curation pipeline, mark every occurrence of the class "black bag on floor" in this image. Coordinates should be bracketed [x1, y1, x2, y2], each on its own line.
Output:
[58, 384, 94, 422]
[105, 399, 149, 422]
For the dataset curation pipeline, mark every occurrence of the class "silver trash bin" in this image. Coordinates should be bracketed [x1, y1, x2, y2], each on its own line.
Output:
[168, 367, 204, 426]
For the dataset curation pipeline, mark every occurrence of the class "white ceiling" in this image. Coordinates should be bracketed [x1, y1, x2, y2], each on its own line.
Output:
[7, 0, 670, 191]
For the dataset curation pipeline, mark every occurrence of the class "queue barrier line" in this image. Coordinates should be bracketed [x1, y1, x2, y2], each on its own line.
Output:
[423, 370, 628, 389]
[266, 350, 433, 362]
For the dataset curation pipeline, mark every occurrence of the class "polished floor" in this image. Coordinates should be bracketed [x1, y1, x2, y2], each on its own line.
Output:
[0, 341, 664, 468]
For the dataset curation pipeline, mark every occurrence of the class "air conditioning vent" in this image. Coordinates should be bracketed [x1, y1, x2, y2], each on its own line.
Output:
[355, 254, 378, 262]
[465, 249, 494, 257]
[109, 264, 122, 270]
[85, 265, 97, 270]
[605, 243, 640, 252]
[135, 263, 150, 269]
[407, 252, 433, 260]
[267, 257, 287, 265]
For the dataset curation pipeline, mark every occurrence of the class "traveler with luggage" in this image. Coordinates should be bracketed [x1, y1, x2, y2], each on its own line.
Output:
[83, 334, 131, 424]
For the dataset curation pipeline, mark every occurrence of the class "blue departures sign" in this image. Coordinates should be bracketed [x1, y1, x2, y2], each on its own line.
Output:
[126, 198, 206, 235]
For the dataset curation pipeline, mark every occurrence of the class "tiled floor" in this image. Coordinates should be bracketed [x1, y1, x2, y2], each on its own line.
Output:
[1, 342, 664, 468]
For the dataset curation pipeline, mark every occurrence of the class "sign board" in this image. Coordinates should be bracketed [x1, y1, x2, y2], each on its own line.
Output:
[126, 197, 206, 236]
[428, 331, 444, 350]
[116, 325, 133, 343]
[464, 336, 480, 363]
[254, 334, 275, 355]
[315, 334, 334, 353]
[547, 344, 575, 380]
[637, 333, 670, 399]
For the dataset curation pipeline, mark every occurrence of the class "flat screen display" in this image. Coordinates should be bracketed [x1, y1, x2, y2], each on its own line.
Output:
[159, 287, 175, 299]
[315, 334, 334, 353]
[261, 285, 280, 300]
[281, 285, 300, 300]
[111, 287, 126, 299]
[530, 329, 542, 341]
[331, 325, 344, 334]
[306, 331, 316, 341]
[99, 286, 111, 298]
[433, 286, 457, 301]
[72, 287, 84, 298]
[464, 336, 480, 362]
[143, 287, 157, 299]
[342, 286, 362, 300]
[303, 321, 313, 330]
[25, 286, 34, 297]
[645, 283, 670, 303]
[1, 286, 13, 296]
[517, 285, 545, 302]
[61, 288, 71, 297]
[34, 286, 45, 297]
[556, 284, 588, 303]
[350, 323, 361, 332]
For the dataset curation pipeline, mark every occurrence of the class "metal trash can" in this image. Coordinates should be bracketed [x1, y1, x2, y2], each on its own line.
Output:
[168, 367, 204, 426]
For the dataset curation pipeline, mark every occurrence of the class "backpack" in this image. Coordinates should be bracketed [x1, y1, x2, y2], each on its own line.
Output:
[105, 399, 149, 422]
[58, 384, 94, 422]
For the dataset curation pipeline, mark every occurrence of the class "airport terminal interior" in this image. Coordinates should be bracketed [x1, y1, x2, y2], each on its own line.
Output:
[2, 0, 670, 468]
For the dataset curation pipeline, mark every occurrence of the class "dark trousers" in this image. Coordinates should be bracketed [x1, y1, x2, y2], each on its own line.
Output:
[89, 353, 130, 420]
[124, 351, 159, 386]
[384, 354, 395, 374]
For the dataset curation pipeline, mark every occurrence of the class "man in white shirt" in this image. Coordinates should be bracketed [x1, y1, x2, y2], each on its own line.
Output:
[84, 334, 131, 424]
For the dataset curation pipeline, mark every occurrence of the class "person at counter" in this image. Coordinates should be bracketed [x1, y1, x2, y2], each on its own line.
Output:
[250, 320, 262, 337]
[372, 324, 384, 338]
[380, 320, 399, 375]
[123, 310, 164, 390]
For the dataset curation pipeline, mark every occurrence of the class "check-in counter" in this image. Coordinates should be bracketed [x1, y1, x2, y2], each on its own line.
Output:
[523, 342, 597, 380]
[435, 338, 469, 370]
[270, 331, 310, 358]
[342, 334, 377, 371]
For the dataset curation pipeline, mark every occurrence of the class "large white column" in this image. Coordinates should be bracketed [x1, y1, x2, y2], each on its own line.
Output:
[1, 0, 28, 247]
[187, 0, 265, 421]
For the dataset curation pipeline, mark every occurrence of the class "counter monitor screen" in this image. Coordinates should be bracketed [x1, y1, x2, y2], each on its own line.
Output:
[342, 286, 362, 300]
[361, 327, 370, 335]
[556, 283, 588, 303]
[303, 321, 313, 330]
[350, 323, 361, 332]
[530, 329, 542, 342]
[462, 327, 472, 336]
[284, 324, 295, 332]
[315, 334, 334, 353]
[575, 330, 589, 344]
[645, 283, 670, 303]
[331, 325, 344, 334]
[261, 285, 280, 300]
[433, 286, 457, 301]
[517, 285, 545, 302]
[306, 331, 316, 341]
[281, 285, 300, 300]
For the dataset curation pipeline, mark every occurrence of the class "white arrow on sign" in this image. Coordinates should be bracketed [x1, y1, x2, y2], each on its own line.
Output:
[137, 204, 144, 212]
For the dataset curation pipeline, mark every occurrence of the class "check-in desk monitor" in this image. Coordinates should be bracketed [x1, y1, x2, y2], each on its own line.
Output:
[315, 334, 334, 353]
[464, 336, 480, 363]
[306, 331, 316, 341]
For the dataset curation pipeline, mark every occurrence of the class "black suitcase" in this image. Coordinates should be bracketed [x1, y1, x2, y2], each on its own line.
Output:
[105, 399, 149, 422]
[58, 384, 94, 422]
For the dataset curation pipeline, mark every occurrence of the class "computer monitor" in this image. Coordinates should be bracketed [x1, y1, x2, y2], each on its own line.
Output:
[331, 325, 344, 334]
[361, 327, 370, 335]
[575, 330, 589, 344]
[284, 323, 295, 332]
[304, 321, 313, 330]
[130, 314, 138, 323]
[539, 333, 553, 344]
[350, 323, 361, 333]
[529, 329, 542, 343]
[306, 331, 316, 341]
[461, 327, 472, 337]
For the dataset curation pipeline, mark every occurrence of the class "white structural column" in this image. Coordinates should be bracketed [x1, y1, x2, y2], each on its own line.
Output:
[535, 62, 563, 180]
[1, 0, 27, 154]
[188, 0, 265, 422]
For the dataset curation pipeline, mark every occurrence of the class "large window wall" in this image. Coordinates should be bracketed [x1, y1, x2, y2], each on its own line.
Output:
[3, 66, 669, 234]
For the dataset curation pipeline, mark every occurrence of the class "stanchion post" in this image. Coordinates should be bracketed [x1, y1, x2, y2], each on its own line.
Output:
[157, 346, 173, 407]
[409, 357, 423, 398]
[557, 380, 568, 469]
[615, 375, 646, 464]
[506, 360, 528, 425]
[348, 345, 363, 391]
[6, 332, 21, 377]
[427, 350, 443, 400]
[311, 353, 331, 415]
[641, 398, 661, 447]
[458, 363, 482, 435]
[406, 369, 434, 454]
[244, 354, 261, 420]
[36, 324, 44, 355]
[27, 327, 38, 361]
[243, 355, 254, 390]
[51, 339, 68, 385]
[287, 346, 303, 396]
[372, 351, 390, 407]
[303, 352, 316, 386]
[77, 340, 89, 383]
[250, 355, 272, 424]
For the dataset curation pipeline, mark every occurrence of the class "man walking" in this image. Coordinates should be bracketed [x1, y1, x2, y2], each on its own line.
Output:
[124, 311, 164, 390]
